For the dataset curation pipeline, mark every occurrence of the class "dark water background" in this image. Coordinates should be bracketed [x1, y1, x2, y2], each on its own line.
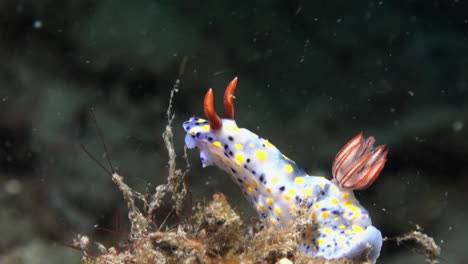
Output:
[0, 1, 467, 263]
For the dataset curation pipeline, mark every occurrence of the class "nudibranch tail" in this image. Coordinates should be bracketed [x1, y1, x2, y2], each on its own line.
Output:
[332, 133, 388, 190]
[204, 88, 222, 130]
[223, 77, 238, 119]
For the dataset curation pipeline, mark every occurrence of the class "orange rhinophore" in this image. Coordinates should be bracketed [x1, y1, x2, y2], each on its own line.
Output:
[223, 77, 238, 119]
[332, 133, 388, 190]
[203, 77, 238, 130]
[203, 88, 222, 130]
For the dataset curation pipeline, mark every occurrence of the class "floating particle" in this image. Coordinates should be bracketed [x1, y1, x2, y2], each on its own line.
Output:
[452, 120, 464, 132]
[33, 20, 43, 29]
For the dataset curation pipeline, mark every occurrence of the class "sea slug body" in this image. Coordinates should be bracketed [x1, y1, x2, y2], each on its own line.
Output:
[183, 78, 388, 263]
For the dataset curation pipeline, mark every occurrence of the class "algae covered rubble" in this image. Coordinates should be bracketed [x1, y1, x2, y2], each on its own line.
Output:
[80, 190, 364, 264]
[76, 80, 369, 264]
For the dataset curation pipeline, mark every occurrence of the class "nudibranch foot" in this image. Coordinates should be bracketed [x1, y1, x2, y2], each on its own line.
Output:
[320, 225, 382, 262]
[183, 78, 387, 263]
[299, 225, 381, 262]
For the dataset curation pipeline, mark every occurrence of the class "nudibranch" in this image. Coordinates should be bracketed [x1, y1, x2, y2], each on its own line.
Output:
[183, 78, 388, 263]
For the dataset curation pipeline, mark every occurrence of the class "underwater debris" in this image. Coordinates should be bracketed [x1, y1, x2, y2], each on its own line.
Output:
[111, 173, 149, 238]
[147, 79, 189, 220]
[391, 230, 441, 264]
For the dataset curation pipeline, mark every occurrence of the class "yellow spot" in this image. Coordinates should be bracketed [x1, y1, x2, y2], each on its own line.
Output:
[294, 177, 305, 185]
[322, 212, 330, 219]
[331, 198, 339, 204]
[266, 188, 272, 194]
[234, 143, 243, 150]
[290, 205, 296, 211]
[334, 217, 340, 222]
[257, 204, 266, 212]
[310, 213, 316, 219]
[288, 189, 296, 196]
[317, 239, 325, 246]
[324, 228, 332, 234]
[256, 150, 267, 161]
[270, 217, 276, 225]
[234, 161, 241, 167]
[339, 225, 346, 230]
[315, 203, 321, 209]
[196, 119, 206, 123]
[233, 126, 239, 131]
[246, 184, 253, 192]
[284, 164, 294, 173]
[215, 153, 222, 159]
[352, 226, 364, 233]
[345, 230, 353, 235]
[212, 141, 222, 148]
[235, 153, 245, 163]
[342, 193, 350, 199]
[252, 180, 258, 188]
[272, 177, 279, 184]
[201, 125, 209, 132]
[274, 207, 282, 216]
[189, 129, 196, 134]
[345, 202, 359, 212]
[264, 140, 274, 147]
[331, 186, 337, 192]
[319, 183, 325, 188]
[266, 198, 274, 205]
[304, 188, 313, 197]
[283, 195, 291, 201]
